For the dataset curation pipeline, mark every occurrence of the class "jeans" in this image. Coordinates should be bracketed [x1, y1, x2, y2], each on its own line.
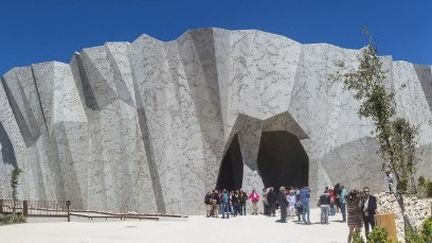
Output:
[296, 205, 302, 221]
[206, 204, 212, 217]
[302, 204, 310, 224]
[240, 203, 246, 215]
[320, 205, 329, 224]
[363, 213, 376, 236]
[280, 206, 287, 222]
[221, 203, 230, 218]
[339, 203, 346, 222]
[252, 201, 258, 215]
[269, 203, 276, 216]
[233, 204, 240, 216]
[329, 204, 336, 216]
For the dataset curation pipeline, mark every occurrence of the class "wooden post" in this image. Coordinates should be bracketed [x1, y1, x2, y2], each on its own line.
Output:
[0, 199, 3, 213]
[22, 200, 28, 217]
[375, 213, 397, 243]
[66, 201, 71, 222]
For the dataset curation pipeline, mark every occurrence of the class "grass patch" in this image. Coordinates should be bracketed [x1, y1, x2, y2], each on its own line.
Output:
[0, 213, 26, 225]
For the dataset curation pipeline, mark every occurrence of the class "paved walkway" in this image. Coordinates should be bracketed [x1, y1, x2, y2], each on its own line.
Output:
[0, 208, 359, 243]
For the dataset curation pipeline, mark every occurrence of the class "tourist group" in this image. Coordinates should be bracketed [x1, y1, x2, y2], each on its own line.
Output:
[204, 184, 378, 241]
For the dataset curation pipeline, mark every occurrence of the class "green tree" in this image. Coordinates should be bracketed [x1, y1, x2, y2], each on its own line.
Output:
[10, 167, 22, 213]
[333, 28, 418, 233]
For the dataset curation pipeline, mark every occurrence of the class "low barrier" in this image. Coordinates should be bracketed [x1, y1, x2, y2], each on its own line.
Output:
[0, 199, 69, 218]
[0, 199, 188, 222]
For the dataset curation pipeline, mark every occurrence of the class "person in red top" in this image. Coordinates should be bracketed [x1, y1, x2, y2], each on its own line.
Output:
[248, 189, 260, 215]
[329, 189, 337, 216]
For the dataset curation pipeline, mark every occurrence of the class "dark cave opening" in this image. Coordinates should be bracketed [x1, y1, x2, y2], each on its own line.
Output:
[216, 134, 243, 191]
[257, 131, 308, 189]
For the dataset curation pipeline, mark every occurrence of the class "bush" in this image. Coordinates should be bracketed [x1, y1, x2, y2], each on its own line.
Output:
[0, 213, 26, 225]
[368, 227, 391, 243]
[418, 176, 432, 198]
[405, 217, 432, 243]
[419, 176, 426, 187]
[420, 217, 432, 242]
[352, 231, 366, 243]
[399, 178, 409, 192]
[406, 228, 426, 243]
[425, 182, 432, 198]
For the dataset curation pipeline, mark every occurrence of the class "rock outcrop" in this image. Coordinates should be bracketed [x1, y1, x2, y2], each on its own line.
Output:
[1, 28, 431, 214]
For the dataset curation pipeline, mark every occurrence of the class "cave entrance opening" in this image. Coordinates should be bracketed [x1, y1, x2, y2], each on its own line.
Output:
[216, 134, 243, 191]
[257, 131, 309, 190]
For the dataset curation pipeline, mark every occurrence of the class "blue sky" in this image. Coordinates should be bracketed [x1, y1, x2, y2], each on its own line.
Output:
[1, 0, 431, 74]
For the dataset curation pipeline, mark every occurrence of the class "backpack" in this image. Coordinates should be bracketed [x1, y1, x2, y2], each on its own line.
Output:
[204, 195, 211, 204]
[222, 193, 229, 204]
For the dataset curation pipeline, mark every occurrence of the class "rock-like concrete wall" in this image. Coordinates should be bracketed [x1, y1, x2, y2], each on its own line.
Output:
[0, 28, 431, 214]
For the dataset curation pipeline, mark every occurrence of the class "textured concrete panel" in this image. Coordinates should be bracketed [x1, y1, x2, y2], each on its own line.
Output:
[1, 28, 431, 214]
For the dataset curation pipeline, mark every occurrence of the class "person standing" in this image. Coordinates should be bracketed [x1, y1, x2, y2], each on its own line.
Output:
[204, 191, 213, 217]
[329, 189, 337, 216]
[361, 186, 377, 238]
[262, 188, 269, 216]
[300, 186, 311, 224]
[231, 190, 240, 216]
[248, 189, 260, 215]
[347, 190, 363, 243]
[211, 190, 220, 217]
[267, 187, 277, 217]
[277, 186, 288, 223]
[294, 187, 302, 222]
[239, 189, 248, 215]
[339, 185, 348, 222]
[288, 190, 297, 218]
[221, 189, 230, 219]
[334, 183, 342, 213]
[318, 189, 330, 224]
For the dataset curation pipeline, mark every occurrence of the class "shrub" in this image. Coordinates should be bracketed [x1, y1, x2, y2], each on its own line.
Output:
[0, 212, 26, 225]
[419, 176, 426, 187]
[405, 228, 426, 243]
[352, 231, 366, 243]
[368, 227, 391, 243]
[405, 217, 432, 243]
[425, 182, 432, 198]
[420, 217, 432, 242]
[398, 178, 409, 192]
[418, 176, 432, 198]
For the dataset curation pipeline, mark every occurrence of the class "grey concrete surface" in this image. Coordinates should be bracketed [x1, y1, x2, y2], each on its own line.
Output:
[0, 28, 431, 214]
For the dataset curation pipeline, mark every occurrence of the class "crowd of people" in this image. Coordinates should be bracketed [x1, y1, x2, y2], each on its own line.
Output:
[204, 186, 313, 223]
[204, 189, 250, 218]
[204, 184, 378, 242]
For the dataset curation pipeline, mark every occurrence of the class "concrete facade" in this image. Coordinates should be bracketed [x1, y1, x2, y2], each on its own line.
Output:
[0, 28, 431, 214]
